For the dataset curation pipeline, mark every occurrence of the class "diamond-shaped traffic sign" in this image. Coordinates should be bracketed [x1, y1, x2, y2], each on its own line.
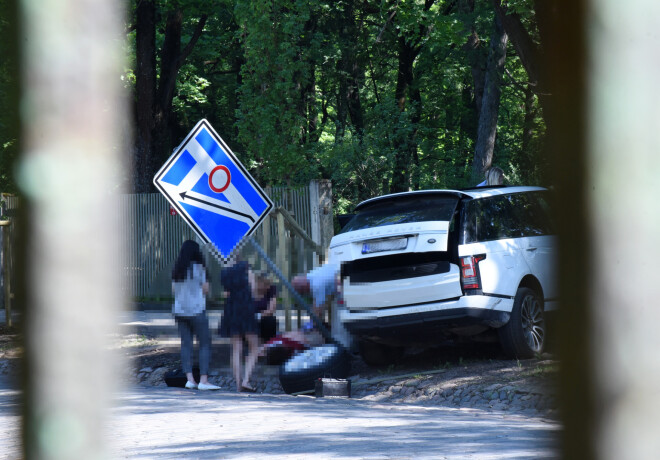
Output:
[153, 119, 273, 261]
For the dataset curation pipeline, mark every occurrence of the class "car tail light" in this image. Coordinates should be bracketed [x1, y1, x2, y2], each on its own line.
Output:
[460, 255, 486, 290]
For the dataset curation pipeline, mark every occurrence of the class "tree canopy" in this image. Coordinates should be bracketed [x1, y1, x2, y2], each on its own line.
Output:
[2, 0, 550, 214]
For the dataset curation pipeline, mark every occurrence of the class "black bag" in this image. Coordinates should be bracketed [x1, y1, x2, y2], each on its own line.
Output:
[259, 315, 277, 342]
[163, 367, 200, 388]
[315, 378, 351, 398]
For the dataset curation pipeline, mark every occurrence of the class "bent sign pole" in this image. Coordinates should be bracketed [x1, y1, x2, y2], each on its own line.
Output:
[247, 236, 335, 344]
[153, 119, 273, 262]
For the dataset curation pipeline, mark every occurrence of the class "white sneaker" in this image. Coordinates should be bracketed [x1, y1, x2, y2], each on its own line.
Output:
[185, 381, 197, 389]
[198, 382, 221, 391]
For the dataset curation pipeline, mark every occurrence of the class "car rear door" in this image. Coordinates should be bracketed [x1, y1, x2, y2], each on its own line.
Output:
[511, 192, 558, 303]
[459, 194, 532, 297]
[330, 192, 465, 309]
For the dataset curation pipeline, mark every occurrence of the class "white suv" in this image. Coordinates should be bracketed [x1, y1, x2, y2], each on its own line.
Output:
[329, 186, 556, 363]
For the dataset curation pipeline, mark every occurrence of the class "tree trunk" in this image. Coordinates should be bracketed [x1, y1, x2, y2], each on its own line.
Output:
[157, 10, 183, 122]
[465, 30, 486, 121]
[390, 35, 418, 194]
[299, 15, 320, 147]
[457, 0, 485, 182]
[133, 5, 207, 193]
[521, 85, 536, 164]
[152, 9, 183, 174]
[389, 0, 436, 193]
[134, 0, 156, 193]
[336, 0, 364, 141]
[472, 14, 508, 183]
[492, 0, 551, 123]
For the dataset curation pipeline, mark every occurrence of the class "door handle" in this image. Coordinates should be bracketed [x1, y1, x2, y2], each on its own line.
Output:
[526, 247, 538, 252]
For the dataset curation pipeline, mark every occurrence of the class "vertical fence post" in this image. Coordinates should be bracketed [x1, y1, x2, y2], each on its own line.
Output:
[317, 179, 334, 255]
[262, 213, 271, 271]
[276, 210, 291, 331]
[0, 220, 10, 326]
[309, 180, 321, 247]
[296, 236, 304, 329]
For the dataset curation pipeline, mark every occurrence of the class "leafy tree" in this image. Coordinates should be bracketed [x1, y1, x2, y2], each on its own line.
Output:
[119, 0, 549, 210]
[0, 0, 19, 194]
[472, 13, 508, 182]
[234, 0, 323, 186]
[130, 0, 215, 192]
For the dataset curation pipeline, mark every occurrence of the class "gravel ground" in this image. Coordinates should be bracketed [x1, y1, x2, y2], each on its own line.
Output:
[0, 326, 559, 419]
[118, 334, 560, 419]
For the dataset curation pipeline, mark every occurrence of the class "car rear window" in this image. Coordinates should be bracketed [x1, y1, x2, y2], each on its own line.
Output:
[340, 195, 459, 233]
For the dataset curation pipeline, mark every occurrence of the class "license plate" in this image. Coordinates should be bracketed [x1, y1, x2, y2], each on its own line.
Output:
[362, 238, 408, 254]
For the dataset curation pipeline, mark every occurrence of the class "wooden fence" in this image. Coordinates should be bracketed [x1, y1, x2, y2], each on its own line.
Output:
[0, 194, 18, 326]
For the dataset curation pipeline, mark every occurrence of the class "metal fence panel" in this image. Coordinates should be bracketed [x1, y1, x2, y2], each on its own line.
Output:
[122, 184, 316, 300]
[1, 186, 319, 303]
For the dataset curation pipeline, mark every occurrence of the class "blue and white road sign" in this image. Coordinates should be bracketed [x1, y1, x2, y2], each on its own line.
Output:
[153, 119, 273, 261]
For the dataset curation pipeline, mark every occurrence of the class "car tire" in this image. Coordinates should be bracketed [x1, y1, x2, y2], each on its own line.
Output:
[279, 344, 351, 394]
[498, 287, 546, 359]
[358, 339, 404, 366]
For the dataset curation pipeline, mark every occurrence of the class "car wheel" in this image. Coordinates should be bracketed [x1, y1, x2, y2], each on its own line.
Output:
[279, 344, 351, 394]
[358, 339, 404, 366]
[498, 287, 546, 359]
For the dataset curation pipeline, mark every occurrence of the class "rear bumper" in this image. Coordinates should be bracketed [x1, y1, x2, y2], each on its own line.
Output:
[340, 295, 513, 342]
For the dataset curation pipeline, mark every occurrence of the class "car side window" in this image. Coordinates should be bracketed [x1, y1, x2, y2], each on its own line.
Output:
[510, 192, 554, 237]
[462, 195, 522, 243]
[534, 192, 556, 235]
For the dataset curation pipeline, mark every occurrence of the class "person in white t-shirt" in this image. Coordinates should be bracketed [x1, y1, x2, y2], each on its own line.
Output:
[172, 240, 220, 390]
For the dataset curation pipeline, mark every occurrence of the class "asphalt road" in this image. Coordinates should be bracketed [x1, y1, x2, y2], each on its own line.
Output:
[1, 378, 560, 459]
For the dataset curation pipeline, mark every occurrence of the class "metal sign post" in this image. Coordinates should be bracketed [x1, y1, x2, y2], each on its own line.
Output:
[248, 236, 335, 344]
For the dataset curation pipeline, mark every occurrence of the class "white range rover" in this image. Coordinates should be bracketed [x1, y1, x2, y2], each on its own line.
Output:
[329, 186, 557, 364]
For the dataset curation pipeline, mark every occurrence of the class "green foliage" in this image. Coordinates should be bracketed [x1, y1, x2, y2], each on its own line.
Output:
[0, 0, 19, 194]
[121, 0, 547, 208]
[234, 0, 323, 185]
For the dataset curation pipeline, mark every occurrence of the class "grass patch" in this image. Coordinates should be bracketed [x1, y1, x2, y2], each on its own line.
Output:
[521, 362, 558, 378]
[113, 334, 159, 349]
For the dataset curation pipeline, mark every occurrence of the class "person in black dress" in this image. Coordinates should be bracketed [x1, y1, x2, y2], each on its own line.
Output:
[219, 260, 259, 392]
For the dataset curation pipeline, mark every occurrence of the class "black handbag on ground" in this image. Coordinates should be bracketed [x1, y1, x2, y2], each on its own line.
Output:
[259, 315, 277, 342]
[163, 367, 200, 388]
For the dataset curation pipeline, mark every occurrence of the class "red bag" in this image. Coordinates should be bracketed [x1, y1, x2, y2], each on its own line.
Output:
[263, 336, 307, 365]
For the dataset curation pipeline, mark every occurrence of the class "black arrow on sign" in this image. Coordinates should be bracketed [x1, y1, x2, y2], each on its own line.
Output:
[179, 191, 255, 223]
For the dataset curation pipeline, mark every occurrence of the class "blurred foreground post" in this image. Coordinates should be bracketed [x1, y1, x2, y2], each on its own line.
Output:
[18, 0, 127, 458]
[549, 1, 660, 459]
[586, 1, 660, 459]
